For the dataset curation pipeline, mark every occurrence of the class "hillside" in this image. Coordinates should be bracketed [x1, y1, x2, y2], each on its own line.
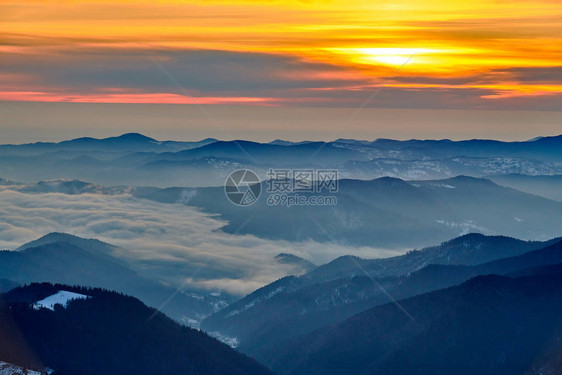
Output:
[266, 265, 562, 375]
[0, 283, 272, 375]
[0, 234, 232, 326]
[202, 236, 562, 360]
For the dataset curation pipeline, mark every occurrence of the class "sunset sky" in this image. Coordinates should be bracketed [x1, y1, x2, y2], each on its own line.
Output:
[1, 0, 561, 141]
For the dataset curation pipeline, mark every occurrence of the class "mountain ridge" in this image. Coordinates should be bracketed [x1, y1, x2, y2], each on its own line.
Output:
[2, 133, 562, 186]
[0, 283, 273, 375]
[1, 234, 233, 325]
[201, 235, 562, 359]
[265, 265, 562, 375]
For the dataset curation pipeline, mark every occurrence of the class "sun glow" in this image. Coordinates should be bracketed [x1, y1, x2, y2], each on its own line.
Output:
[1, 0, 561, 107]
[326, 48, 441, 67]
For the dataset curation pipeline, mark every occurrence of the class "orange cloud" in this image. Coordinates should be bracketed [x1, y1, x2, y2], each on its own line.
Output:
[0, 91, 280, 105]
[1, 0, 561, 108]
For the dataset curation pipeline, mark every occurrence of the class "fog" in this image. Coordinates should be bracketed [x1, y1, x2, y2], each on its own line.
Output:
[0, 187, 399, 295]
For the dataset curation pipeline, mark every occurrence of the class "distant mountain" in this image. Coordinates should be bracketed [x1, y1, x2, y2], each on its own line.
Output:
[334, 135, 562, 179]
[0, 234, 232, 325]
[0, 279, 18, 293]
[148, 140, 368, 167]
[306, 232, 562, 281]
[201, 236, 562, 360]
[145, 181, 449, 248]
[0, 283, 272, 375]
[0, 134, 221, 186]
[274, 253, 316, 274]
[345, 156, 562, 183]
[140, 176, 562, 248]
[59, 132, 159, 147]
[265, 265, 562, 375]
[1, 133, 218, 154]
[0, 178, 19, 186]
[9, 180, 126, 195]
[532, 134, 562, 146]
[16, 232, 118, 256]
[5, 175, 562, 249]
[2, 134, 562, 186]
[334, 138, 373, 146]
[268, 140, 314, 146]
[489, 173, 562, 202]
[367, 135, 562, 159]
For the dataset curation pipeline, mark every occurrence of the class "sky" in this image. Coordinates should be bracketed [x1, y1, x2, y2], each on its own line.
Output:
[1, 0, 561, 141]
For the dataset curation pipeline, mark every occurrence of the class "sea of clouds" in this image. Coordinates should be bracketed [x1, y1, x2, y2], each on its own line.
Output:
[0, 187, 398, 295]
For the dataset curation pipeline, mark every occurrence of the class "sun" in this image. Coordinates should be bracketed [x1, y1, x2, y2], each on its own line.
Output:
[355, 48, 429, 65]
[326, 47, 440, 67]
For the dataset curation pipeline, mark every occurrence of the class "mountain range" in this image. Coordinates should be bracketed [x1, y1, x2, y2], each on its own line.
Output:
[2, 133, 562, 374]
[2, 232, 562, 374]
[201, 235, 562, 363]
[136, 175, 562, 248]
[265, 264, 562, 375]
[1, 133, 562, 186]
[4, 172, 562, 250]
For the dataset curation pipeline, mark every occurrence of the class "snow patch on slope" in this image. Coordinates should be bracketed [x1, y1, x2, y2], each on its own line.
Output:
[33, 290, 89, 311]
[226, 286, 286, 317]
[0, 361, 44, 375]
[208, 331, 240, 348]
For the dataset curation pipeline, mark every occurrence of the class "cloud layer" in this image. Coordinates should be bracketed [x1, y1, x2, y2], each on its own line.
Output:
[2, 46, 561, 109]
[2, 0, 562, 110]
[0, 187, 398, 295]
